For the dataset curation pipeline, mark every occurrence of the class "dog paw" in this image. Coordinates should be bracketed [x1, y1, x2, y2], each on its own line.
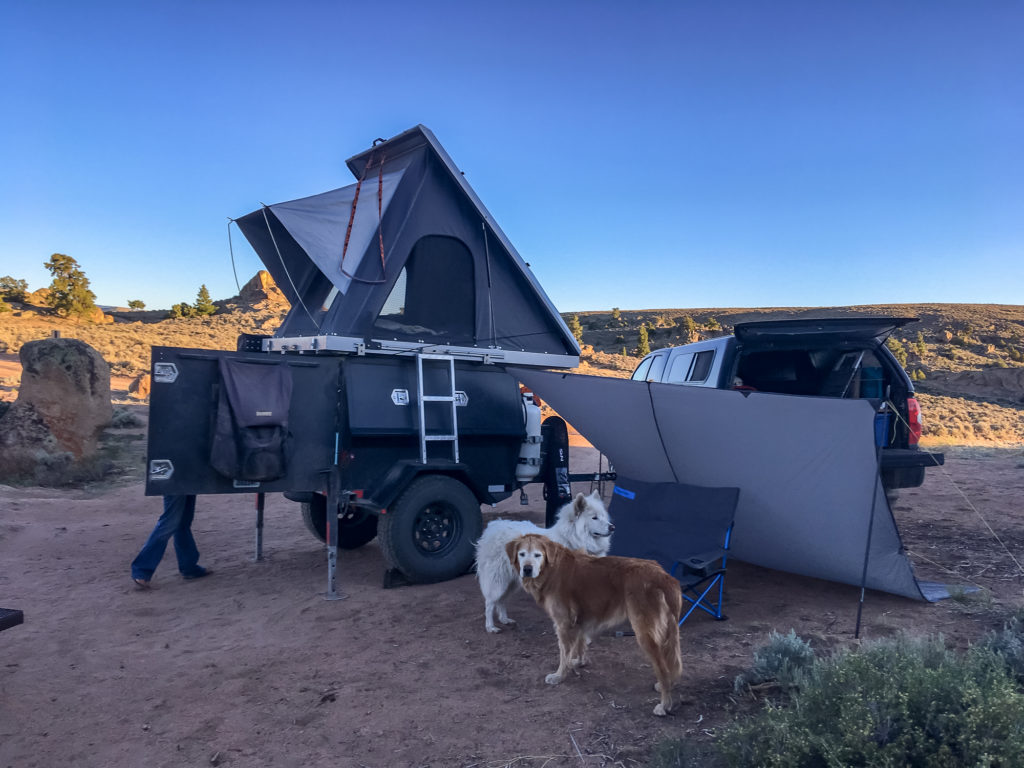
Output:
[499, 617, 516, 626]
[545, 673, 564, 685]
[485, 625, 501, 634]
[653, 703, 671, 717]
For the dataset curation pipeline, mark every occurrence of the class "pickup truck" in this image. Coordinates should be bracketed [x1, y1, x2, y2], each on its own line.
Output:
[631, 317, 944, 495]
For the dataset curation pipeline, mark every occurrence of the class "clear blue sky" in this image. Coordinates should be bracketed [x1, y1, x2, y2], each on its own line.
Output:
[2, 1, 1021, 313]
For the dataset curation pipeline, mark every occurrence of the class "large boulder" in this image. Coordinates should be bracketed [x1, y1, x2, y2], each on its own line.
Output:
[0, 338, 112, 480]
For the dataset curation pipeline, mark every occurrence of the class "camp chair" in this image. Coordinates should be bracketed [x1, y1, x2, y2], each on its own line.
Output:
[608, 477, 739, 626]
[671, 515, 734, 624]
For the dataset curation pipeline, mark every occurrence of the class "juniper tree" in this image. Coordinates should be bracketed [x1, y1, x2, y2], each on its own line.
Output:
[0, 276, 28, 302]
[194, 284, 217, 316]
[44, 253, 97, 319]
[638, 324, 650, 357]
[568, 314, 584, 346]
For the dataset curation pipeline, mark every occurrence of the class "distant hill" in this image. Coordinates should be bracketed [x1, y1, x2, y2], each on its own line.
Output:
[565, 304, 1024, 374]
[565, 304, 1024, 445]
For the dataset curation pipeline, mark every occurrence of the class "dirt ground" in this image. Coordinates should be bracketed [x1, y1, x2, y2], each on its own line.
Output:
[2, 418, 1024, 767]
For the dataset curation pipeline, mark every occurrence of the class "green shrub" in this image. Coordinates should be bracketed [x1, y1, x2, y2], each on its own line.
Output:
[719, 634, 1024, 767]
[979, 614, 1024, 686]
[914, 331, 927, 358]
[734, 629, 816, 695]
[886, 337, 909, 367]
[110, 407, 144, 429]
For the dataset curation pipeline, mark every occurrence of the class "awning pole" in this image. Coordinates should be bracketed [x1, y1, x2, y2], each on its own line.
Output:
[855, 444, 884, 638]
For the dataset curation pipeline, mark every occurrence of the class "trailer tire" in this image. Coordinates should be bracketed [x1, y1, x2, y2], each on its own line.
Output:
[300, 496, 378, 550]
[378, 475, 482, 584]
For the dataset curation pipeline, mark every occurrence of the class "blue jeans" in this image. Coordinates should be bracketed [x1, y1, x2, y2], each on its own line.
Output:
[131, 495, 203, 580]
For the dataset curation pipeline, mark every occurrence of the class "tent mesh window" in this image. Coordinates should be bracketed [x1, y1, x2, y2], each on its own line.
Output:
[373, 235, 475, 343]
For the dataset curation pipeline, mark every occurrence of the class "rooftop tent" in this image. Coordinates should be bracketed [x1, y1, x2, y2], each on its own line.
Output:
[233, 125, 579, 368]
[511, 368, 951, 602]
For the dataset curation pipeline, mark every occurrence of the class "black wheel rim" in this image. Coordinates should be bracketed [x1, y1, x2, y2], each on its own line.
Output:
[412, 501, 461, 557]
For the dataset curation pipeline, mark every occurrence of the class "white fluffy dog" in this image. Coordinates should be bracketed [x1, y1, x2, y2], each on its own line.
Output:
[475, 490, 614, 633]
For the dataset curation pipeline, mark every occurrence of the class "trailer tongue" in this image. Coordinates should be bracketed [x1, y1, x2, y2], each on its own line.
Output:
[146, 126, 587, 595]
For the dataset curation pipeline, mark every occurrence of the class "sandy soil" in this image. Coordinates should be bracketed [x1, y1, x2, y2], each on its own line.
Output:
[2, 432, 1023, 768]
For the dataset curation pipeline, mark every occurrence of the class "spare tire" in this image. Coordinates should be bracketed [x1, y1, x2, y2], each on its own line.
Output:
[300, 495, 378, 550]
[377, 474, 482, 584]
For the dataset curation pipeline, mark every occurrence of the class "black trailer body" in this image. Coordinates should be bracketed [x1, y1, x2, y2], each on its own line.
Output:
[147, 347, 526, 507]
[146, 347, 339, 496]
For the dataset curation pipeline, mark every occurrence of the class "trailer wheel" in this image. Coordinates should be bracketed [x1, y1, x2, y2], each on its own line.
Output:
[378, 475, 482, 584]
[300, 496, 378, 550]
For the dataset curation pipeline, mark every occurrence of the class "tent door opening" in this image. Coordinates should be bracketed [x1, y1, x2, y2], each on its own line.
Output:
[373, 235, 476, 344]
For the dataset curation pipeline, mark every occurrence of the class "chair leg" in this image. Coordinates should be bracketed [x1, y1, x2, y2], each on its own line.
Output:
[679, 574, 727, 625]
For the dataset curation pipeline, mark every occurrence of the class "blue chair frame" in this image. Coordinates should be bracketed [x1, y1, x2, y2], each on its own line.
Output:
[671, 522, 733, 625]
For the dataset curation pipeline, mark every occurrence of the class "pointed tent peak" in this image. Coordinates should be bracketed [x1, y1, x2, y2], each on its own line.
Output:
[234, 125, 580, 368]
[346, 124, 438, 179]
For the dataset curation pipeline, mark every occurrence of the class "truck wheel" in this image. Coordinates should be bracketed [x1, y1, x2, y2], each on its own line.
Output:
[300, 496, 379, 550]
[378, 474, 482, 584]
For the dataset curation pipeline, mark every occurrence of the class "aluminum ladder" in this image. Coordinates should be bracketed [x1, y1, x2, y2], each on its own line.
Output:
[416, 353, 459, 463]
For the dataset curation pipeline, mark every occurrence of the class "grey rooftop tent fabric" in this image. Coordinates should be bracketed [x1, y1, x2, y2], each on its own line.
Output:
[511, 368, 928, 600]
[233, 125, 579, 363]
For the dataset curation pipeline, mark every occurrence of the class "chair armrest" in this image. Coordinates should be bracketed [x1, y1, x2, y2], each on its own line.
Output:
[673, 549, 726, 579]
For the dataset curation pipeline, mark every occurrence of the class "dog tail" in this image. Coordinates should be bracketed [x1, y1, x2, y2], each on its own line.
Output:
[656, 588, 683, 682]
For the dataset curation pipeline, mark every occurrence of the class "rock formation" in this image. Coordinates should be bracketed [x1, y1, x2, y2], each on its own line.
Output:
[128, 373, 151, 399]
[0, 338, 112, 481]
[226, 270, 290, 312]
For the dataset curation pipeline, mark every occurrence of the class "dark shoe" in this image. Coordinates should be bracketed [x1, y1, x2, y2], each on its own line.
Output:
[132, 577, 153, 590]
[182, 567, 212, 581]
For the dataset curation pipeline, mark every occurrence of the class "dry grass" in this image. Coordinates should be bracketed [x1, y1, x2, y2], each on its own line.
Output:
[0, 308, 284, 377]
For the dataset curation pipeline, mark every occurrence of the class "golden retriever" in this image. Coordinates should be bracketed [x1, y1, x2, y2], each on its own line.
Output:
[506, 533, 683, 716]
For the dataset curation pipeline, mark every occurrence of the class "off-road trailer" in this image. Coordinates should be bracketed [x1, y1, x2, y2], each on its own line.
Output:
[145, 126, 611, 596]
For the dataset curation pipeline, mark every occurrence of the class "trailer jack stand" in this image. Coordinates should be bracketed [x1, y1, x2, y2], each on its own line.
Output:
[323, 478, 348, 601]
[253, 493, 265, 562]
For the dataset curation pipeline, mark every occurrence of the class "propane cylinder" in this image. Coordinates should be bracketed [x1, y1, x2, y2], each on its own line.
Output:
[516, 392, 543, 484]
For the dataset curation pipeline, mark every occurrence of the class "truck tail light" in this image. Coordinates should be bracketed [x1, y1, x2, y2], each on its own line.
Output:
[907, 397, 922, 446]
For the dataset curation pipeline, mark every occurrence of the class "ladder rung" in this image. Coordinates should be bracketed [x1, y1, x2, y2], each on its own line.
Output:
[425, 434, 457, 441]
[422, 395, 455, 402]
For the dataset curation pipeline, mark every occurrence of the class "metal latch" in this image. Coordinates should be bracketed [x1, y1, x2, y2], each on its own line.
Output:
[148, 459, 174, 480]
[153, 363, 179, 384]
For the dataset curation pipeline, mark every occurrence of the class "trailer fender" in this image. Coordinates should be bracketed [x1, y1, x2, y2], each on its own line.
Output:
[366, 459, 483, 513]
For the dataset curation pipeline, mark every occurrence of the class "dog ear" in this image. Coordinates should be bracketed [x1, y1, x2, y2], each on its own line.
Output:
[572, 492, 587, 517]
[505, 538, 520, 568]
[540, 537, 558, 566]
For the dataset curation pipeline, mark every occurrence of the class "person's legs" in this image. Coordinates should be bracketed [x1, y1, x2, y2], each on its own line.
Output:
[131, 495, 188, 581]
[172, 495, 205, 577]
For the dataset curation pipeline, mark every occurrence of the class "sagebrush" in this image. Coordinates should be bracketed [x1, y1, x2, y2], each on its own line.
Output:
[719, 633, 1024, 767]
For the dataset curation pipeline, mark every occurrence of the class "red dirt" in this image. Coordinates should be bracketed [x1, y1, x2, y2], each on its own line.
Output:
[2, 437, 1023, 767]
